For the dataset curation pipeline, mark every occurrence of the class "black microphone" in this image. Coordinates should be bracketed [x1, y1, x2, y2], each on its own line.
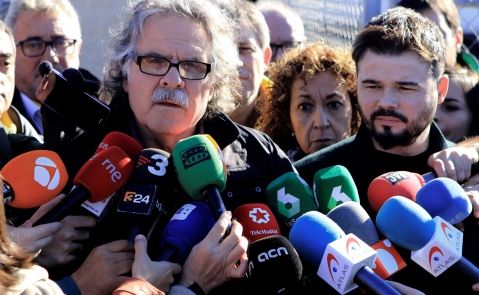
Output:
[38, 61, 110, 136]
[116, 148, 173, 242]
[247, 235, 303, 294]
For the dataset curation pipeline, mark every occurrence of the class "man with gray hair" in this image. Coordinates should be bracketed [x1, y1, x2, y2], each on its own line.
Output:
[36, 0, 296, 293]
[5, 0, 96, 135]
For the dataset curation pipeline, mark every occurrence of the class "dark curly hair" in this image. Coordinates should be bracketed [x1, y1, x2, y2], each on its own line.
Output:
[256, 41, 360, 152]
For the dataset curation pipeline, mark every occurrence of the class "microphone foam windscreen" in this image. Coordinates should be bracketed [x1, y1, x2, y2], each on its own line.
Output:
[416, 177, 472, 224]
[289, 211, 344, 266]
[376, 196, 435, 251]
[233, 203, 281, 242]
[1, 150, 68, 208]
[313, 165, 359, 213]
[74, 146, 133, 202]
[327, 201, 380, 245]
[96, 131, 143, 158]
[160, 201, 216, 264]
[247, 235, 302, 292]
[368, 171, 424, 211]
[172, 134, 226, 199]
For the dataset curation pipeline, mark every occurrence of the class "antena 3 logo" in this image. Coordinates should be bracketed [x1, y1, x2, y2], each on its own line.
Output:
[180, 144, 211, 169]
[34, 157, 61, 190]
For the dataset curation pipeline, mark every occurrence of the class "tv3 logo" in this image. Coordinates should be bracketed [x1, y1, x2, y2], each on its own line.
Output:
[137, 153, 169, 177]
[123, 191, 151, 204]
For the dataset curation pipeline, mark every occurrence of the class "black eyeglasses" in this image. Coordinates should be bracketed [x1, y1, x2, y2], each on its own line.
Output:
[270, 41, 303, 57]
[132, 54, 213, 80]
[16, 37, 77, 57]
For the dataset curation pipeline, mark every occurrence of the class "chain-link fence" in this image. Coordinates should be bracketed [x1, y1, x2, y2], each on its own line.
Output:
[275, 0, 479, 59]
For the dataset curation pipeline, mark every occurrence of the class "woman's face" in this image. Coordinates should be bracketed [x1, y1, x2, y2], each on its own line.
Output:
[289, 71, 353, 155]
[434, 79, 472, 142]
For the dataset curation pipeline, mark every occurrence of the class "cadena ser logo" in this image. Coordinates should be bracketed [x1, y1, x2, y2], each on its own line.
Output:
[34, 156, 61, 190]
[180, 144, 211, 169]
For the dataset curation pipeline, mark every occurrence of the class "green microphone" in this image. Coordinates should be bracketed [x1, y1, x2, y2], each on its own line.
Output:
[265, 172, 317, 229]
[313, 165, 359, 213]
[172, 134, 227, 219]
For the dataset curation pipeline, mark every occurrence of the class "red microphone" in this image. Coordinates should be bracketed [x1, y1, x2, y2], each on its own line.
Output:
[95, 131, 143, 158]
[33, 146, 134, 225]
[1, 150, 68, 208]
[367, 171, 425, 211]
[233, 203, 281, 242]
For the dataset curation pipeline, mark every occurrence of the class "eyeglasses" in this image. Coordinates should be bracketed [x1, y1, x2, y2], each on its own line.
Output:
[270, 41, 303, 57]
[132, 54, 213, 80]
[16, 37, 77, 57]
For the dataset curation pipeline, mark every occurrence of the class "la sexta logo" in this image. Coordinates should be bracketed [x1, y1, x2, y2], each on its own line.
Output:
[34, 156, 60, 190]
[249, 207, 270, 224]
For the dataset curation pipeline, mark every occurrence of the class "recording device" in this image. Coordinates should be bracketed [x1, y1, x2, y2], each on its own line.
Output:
[33, 146, 134, 225]
[38, 61, 110, 136]
[2, 150, 68, 208]
[416, 177, 472, 224]
[367, 171, 424, 212]
[116, 148, 172, 242]
[247, 235, 303, 294]
[377, 196, 479, 281]
[233, 203, 281, 242]
[289, 211, 401, 295]
[172, 134, 226, 219]
[265, 172, 317, 229]
[313, 165, 359, 213]
[154, 201, 215, 264]
[327, 202, 406, 279]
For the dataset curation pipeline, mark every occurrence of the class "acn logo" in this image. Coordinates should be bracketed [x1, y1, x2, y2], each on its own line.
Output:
[257, 247, 288, 262]
[34, 156, 61, 190]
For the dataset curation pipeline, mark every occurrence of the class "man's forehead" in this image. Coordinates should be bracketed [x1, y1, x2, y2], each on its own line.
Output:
[0, 32, 14, 55]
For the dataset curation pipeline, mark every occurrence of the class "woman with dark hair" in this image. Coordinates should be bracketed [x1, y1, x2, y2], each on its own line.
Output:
[256, 41, 360, 161]
[434, 68, 479, 142]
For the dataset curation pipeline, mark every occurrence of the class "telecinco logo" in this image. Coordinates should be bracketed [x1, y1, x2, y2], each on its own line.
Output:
[180, 144, 211, 169]
[34, 156, 60, 190]
[249, 207, 270, 224]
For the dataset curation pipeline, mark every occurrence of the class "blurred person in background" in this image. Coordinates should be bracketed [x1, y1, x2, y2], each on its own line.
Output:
[256, 0, 306, 62]
[256, 41, 360, 161]
[435, 67, 479, 142]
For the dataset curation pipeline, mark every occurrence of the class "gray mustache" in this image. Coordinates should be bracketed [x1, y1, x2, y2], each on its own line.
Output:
[151, 88, 189, 108]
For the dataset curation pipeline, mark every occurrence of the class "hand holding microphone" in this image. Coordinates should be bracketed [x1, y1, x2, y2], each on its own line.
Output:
[427, 144, 479, 184]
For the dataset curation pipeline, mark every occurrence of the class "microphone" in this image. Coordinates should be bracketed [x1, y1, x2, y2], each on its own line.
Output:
[289, 211, 401, 295]
[95, 131, 143, 159]
[327, 202, 407, 279]
[116, 148, 173, 242]
[172, 134, 226, 219]
[80, 131, 142, 218]
[246, 235, 303, 294]
[376, 196, 479, 280]
[367, 171, 424, 212]
[2, 150, 68, 208]
[38, 61, 110, 135]
[313, 165, 360, 213]
[415, 177, 472, 224]
[154, 201, 215, 264]
[233, 203, 281, 242]
[33, 146, 134, 225]
[265, 172, 317, 229]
